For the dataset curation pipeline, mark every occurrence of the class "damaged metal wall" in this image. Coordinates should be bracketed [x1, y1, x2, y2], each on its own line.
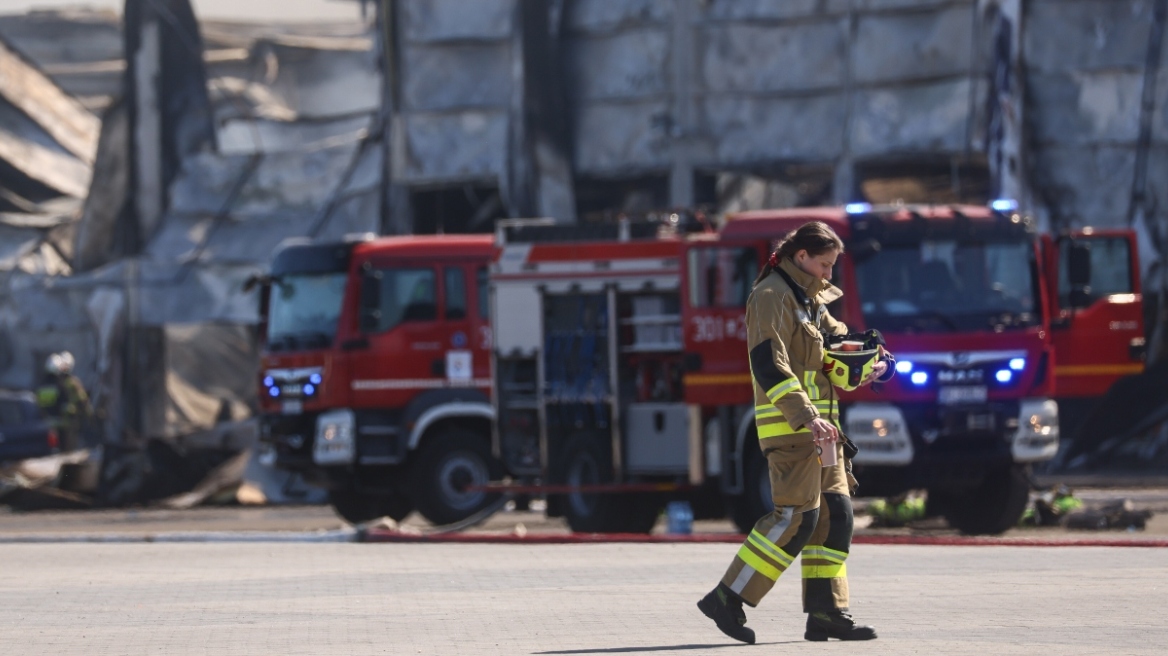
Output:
[382, 0, 993, 218]
[0, 3, 384, 445]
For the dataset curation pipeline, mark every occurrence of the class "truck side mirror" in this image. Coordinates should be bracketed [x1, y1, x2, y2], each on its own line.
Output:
[1067, 242, 1092, 308]
[359, 270, 382, 333]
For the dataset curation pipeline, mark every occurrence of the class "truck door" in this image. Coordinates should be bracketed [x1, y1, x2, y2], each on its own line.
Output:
[438, 263, 491, 389]
[1051, 231, 1145, 400]
[680, 240, 762, 407]
[349, 264, 444, 409]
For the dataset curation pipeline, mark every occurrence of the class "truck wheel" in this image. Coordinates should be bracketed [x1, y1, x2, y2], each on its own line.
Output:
[936, 465, 1031, 535]
[410, 428, 502, 526]
[558, 434, 659, 534]
[328, 487, 414, 524]
[731, 439, 773, 533]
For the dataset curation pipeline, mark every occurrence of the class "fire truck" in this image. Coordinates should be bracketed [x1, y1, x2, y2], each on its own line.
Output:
[487, 205, 1144, 534]
[256, 203, 1143, 535]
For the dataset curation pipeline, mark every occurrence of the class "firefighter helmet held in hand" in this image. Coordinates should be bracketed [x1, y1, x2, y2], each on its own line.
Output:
[822, 331, 888, 391]
[822, 347, 884, 391]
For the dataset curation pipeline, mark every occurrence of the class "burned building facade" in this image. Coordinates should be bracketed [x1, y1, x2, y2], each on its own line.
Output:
[0, 0, 1163, 456]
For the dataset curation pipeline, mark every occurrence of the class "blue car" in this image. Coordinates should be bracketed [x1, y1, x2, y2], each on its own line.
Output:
[0, 391, 58, 463]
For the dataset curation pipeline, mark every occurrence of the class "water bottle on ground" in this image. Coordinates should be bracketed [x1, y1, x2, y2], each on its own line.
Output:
[666, 501, 693, 535]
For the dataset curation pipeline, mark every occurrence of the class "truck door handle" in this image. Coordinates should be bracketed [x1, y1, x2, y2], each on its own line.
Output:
[432, 359, 445, 376]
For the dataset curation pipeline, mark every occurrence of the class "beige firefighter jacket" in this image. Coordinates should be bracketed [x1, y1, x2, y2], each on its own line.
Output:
[747, 258, 847, 451]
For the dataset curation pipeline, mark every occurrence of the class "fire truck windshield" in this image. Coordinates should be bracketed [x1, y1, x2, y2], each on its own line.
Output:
[266, 273, 348, 350]
[855, 240, 1038, 333]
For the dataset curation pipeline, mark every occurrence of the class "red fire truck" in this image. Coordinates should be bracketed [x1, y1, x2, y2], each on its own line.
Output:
[257, 204, 1143, 534]
[256, 234, 502, 525]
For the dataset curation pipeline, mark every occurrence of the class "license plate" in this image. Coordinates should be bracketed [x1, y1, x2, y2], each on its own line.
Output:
[938, 386, 987, 405]
[282, 400, 303, 415]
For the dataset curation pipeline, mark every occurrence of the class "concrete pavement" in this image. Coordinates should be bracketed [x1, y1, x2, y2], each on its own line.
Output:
[1, 542, 1163, 655]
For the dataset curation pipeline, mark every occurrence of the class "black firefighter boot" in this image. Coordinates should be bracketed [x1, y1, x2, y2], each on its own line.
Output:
[697, 583, 756, 644]
[804, 610, 878, 641]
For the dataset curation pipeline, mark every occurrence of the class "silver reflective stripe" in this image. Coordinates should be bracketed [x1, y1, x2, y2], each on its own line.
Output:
[765, 507, 794, 544]
[730, 564, 757, 596]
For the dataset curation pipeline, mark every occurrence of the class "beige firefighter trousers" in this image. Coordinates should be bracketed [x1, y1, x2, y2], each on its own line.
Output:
[720, 438, 855, 612]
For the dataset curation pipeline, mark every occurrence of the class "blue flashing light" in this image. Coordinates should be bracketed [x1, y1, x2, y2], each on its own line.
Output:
[309, 373, 322, 385]
[268, 386, 280, 398]
[910, 371, 929, 386]
[991, 198, 1019, 212]
[845, 202, 872, 215]
[896, 360, 914, 374]
[263, 376, 274, 387]
[995, 369, 1013, 383]
[303, 384, 315, 396]
[1009, 358, 1026, 371]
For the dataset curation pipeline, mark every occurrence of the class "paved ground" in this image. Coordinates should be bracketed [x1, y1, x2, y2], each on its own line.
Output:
[0, 541, 1163, 655]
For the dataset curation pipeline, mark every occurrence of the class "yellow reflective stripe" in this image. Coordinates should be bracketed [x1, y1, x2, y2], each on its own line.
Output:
[802, 547, 848, 564]
[755, 408, 784, 420]
[802, 562, 847, 579]
[766, 378, 801, 402]
[748, 530, 794, 568]
[804, 371, 820, 400]
[757, 421, 807, 438]
[736, 543, 781, 581]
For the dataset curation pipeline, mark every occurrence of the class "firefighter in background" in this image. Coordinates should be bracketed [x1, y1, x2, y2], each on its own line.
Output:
[36, 352, 93, 452]
[697, 221, 895, 643]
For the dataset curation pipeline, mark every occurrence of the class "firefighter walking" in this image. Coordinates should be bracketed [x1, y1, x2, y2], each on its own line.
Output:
[698, 221, 894, 643]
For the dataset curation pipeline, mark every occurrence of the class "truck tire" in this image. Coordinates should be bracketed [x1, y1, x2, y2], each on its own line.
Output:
[410, 428, 502, 526]
[731, 439, 773, 533]
[328, 487, 414, 524]
[934, 465, 1031, 535]
[557, 434, 659, 534]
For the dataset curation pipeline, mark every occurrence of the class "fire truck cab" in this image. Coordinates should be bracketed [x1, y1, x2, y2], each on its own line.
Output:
[699, 204, 1143, 533]
[257, 234, 502, 525]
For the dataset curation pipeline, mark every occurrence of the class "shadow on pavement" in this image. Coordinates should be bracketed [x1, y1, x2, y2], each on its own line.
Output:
[535, 642, 794, 654]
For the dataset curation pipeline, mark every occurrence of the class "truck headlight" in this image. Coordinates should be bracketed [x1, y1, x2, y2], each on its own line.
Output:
[845, 403, 914, 466]
[1011, 398, 1059, 462]
[313, 409, 355, 465]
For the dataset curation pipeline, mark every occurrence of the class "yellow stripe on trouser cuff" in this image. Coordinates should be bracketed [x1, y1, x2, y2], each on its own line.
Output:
[802, 546, 848, 578]
[766, 379, 800, 402]
[803, 562, 847, 578]
[748, 530, 795, 568]
[736, 544, 781, 581]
